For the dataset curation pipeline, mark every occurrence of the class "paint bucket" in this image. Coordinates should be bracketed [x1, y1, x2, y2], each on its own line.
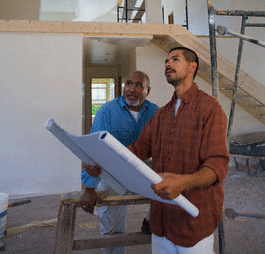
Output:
[0, 193, 8, 238]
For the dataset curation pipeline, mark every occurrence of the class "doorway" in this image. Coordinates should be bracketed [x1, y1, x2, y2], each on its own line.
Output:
[82, 65, 122, 135]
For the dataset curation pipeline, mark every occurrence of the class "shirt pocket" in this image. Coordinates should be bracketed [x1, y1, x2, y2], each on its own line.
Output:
[179, 115, 202, 153]
[112, 130, 133, 146]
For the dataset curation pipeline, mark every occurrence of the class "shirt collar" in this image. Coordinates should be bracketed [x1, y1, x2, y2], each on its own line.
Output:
[171, 83, 199, 104]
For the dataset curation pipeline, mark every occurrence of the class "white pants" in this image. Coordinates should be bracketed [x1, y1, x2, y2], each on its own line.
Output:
[96, 180, 127, 254]
[152, 233, 215, 254]
[97, 205, 127, 254]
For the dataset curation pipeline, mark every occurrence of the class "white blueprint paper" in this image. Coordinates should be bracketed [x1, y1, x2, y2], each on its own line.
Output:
[46, 118, 199, 217]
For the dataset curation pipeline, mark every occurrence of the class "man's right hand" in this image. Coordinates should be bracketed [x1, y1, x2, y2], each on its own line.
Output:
[80, 188, 100, 214]
[82, 162, 102, 177]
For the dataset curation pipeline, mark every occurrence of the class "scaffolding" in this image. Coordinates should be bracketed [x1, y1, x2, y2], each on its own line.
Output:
[117, 0, 145, 23]
[117, 0, 189, 28]
[207, 0, 265, 140]
[207, 1, 265, 253]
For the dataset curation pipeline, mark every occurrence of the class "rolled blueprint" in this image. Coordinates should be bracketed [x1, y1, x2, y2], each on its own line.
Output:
[46, 118, 199, 217]
[45, 118, 126, 195]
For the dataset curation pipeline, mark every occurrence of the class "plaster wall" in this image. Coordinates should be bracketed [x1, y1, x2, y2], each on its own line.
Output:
[0, 33, 83, 195]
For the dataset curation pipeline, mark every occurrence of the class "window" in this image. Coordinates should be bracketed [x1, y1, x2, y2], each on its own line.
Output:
[91, 78, 115, 119]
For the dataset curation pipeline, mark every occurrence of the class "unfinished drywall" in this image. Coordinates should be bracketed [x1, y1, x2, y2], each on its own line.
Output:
[0, 33, 83, 195]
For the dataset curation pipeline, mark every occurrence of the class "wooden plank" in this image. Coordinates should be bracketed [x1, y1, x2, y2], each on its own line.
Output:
[59, 191, 150, 207]
[240, 73, 265, 106]
[72, 232, 151, 251]
[0, 20, 189, 36]
[7, 218, 57, 235]
[99, 195, 150, 206]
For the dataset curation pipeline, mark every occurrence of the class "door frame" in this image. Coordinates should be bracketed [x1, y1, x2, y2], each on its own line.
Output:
[83, 65, 121, 135]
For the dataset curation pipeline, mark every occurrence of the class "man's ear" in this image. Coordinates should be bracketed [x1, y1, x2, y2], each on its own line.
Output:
[190, 62, 197, 76]
[147, 86, 151, 96]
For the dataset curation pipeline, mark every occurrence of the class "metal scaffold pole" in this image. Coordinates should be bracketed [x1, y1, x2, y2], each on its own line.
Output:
[207, 0, 219, 100]
[207, 1, 224, 253]
[226, 16, 246, 141]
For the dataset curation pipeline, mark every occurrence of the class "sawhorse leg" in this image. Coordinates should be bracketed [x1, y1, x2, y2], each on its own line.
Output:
[54, 200, 77, 254]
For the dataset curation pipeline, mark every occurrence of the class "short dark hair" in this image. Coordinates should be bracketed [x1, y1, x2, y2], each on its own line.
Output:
[169, 47, 199, 79]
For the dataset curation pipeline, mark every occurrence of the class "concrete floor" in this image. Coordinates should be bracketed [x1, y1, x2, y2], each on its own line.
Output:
[1, 165, 265, 254]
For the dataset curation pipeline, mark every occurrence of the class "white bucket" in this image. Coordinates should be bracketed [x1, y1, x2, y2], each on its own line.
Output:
[0, 193, 8, 238]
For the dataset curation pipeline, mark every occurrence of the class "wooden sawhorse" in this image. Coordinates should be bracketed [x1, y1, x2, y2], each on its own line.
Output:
[231, 154, 265, 176]
[54, 191, 151, 253]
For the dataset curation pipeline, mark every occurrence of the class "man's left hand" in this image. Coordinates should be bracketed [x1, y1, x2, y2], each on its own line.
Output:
[80, 188, 101, 214]
[151, 173, 189, 200]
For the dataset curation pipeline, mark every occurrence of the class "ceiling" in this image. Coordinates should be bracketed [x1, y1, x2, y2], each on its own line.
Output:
[41, 0, 147, 65]
[83, 36, 152, 65]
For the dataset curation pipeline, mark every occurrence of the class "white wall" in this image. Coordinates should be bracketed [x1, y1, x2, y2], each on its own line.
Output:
[136, 43, 174, 107]
[0, 33, 83, 196]
[72, 0, 117, 22]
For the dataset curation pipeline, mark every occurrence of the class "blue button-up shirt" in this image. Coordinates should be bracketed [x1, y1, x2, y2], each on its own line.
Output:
[81, 96, 158, 187]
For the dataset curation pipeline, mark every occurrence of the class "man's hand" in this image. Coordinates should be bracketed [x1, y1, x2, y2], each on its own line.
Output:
[82, 162, 102, 177]
[151, 173, 189, 200]
[151, 167, 217, 200]
[80, 188, 101, 214]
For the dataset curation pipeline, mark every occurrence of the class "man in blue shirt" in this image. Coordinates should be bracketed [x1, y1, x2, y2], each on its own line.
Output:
[81, 71, 158, 254]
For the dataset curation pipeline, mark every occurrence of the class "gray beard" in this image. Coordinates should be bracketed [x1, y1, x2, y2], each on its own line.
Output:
[125, 98, 140, 107]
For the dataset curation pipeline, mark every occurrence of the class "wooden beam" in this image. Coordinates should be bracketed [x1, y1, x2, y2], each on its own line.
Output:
[59, 191, 150, 207]
[0, 20, 189, 36]
[72, 232, 151, 251]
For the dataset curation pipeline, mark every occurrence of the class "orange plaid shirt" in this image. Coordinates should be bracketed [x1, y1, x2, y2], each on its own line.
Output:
[128, 83, 229, 247]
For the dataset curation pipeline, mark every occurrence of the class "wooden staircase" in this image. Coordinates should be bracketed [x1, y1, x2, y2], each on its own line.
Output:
[152, 33, 265, 125]
[1, 20, 264, 124]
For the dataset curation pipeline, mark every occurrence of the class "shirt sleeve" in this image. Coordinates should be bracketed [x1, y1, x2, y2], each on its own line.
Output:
[81, 169, 100, 188]
[200, 102, 229, 183]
